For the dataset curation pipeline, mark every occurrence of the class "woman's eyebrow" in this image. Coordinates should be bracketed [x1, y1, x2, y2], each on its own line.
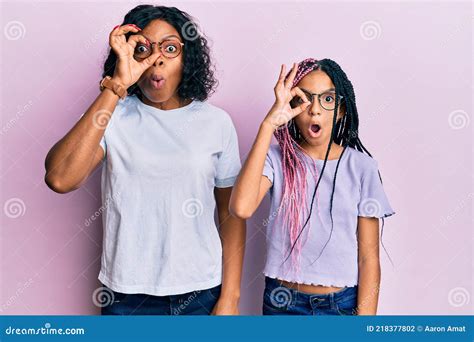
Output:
[161, 34, 181, 41]
[141, 33, 182, 42]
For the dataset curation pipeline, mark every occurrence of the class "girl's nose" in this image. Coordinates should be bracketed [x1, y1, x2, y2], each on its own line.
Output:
[308, 101, 321, 116]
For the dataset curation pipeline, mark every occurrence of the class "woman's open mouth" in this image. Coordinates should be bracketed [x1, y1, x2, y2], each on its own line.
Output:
[307, 124, 322, 138]
[150, 74, 166, 90]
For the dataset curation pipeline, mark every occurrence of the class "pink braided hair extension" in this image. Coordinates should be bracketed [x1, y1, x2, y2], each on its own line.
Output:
[274, 58, 322, 275]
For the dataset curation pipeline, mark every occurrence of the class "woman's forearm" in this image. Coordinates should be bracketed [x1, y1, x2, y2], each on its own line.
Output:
[213, 187, 246, 315]
[219, 215, 246, 301]
[44, 87, 120, 193]
[356, 258, 381, 315]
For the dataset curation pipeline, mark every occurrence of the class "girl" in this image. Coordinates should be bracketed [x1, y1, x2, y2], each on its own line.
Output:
[45, 5, 245, 315]
[230, 58, 395, 315]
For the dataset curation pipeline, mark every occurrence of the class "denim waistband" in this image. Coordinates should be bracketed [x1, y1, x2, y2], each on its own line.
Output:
[265, 276, 357, 303]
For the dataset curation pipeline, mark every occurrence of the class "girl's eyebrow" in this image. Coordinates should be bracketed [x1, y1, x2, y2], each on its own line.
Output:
[300, 87, 336, 94]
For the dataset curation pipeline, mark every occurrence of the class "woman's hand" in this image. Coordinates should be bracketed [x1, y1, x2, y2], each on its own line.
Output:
[109, 24, 161, 88]
[263, 63, 311, 130]
[211, 296, 240, 315]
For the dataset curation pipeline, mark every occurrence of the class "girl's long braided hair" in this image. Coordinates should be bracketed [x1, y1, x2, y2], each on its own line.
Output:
[274, 58, 391, 271]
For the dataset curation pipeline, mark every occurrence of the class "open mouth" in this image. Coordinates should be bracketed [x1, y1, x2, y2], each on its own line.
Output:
[308, 124, 322, 138]
[150, 74, 166, 89]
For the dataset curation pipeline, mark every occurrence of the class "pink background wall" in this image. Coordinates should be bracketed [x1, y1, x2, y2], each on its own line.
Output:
[1, 1, 471, 315]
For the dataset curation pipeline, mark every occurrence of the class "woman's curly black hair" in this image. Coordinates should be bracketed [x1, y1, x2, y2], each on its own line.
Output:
[102, 5, 217, 101]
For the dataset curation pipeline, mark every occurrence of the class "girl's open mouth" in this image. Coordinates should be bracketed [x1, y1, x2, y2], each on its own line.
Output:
[308, 124, 322, 138]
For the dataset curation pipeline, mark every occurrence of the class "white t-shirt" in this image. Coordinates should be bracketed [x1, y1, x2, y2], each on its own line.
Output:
[96, 94, 241, 295]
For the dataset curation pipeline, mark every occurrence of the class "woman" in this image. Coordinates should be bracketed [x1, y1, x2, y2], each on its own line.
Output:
[44, 5, 245, 315]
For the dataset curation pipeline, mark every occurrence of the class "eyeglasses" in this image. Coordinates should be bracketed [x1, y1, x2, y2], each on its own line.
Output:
[133, 36, 184, 59]
[291, 89, 344, 111]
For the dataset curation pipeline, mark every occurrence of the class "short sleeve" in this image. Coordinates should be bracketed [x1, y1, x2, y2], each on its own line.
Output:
[215, 117, 241, 188]
[79, 112, 107, 159]
[99, 135, 107, 156]
[358, 160, 395, 218]
[262, 150, 274, 184]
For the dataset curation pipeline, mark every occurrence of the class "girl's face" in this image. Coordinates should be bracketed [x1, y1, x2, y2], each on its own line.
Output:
[293, 70, 345, 147]
[135, 19, 184, 103]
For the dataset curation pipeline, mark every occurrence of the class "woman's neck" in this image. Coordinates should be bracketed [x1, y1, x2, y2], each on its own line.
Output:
[139, 93, 192, 110]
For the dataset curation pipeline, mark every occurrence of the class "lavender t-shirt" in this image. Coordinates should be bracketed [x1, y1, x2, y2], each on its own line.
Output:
[262, 144, 395, 287]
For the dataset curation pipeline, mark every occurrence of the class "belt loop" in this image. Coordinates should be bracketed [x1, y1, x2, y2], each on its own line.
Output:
[329, 292, 337, 310]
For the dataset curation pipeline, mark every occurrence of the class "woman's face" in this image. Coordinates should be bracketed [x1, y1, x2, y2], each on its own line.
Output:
[293, 70, 345, 147]
[135, 19, 185, 103]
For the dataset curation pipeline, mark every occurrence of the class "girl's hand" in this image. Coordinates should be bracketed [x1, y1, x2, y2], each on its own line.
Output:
[108, 24, 161, 88]
[263, 63, 311, 130]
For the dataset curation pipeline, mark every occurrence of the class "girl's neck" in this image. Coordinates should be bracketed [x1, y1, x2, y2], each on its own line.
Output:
[299, 141, 344, 161]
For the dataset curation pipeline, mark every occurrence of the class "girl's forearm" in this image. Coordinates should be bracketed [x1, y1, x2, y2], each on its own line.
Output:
[229, 120, 275, 218]
[356, 258, 381, 315]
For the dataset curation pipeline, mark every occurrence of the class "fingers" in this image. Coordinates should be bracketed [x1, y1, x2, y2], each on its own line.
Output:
[141, 42, 162, 67]
[109, 24, 142, 57]
[290, 86, 310, 116]
[127, 34, 148, 50]
[284, 62, 298, 89]
[110, 24, 141, 37]
[292, 99, 311, 117]
[291, 86, 309, 102]
[276, 64, 286, 86]
[293, 101, 311, 116]
[109, 24, 141, 45]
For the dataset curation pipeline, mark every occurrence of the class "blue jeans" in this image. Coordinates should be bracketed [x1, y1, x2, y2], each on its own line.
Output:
[101, 284, 221, 315]
[262, 277, 358, 315]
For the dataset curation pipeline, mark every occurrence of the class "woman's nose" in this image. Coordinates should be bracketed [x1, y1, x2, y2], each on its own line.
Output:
[154, 59, 164, 67]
